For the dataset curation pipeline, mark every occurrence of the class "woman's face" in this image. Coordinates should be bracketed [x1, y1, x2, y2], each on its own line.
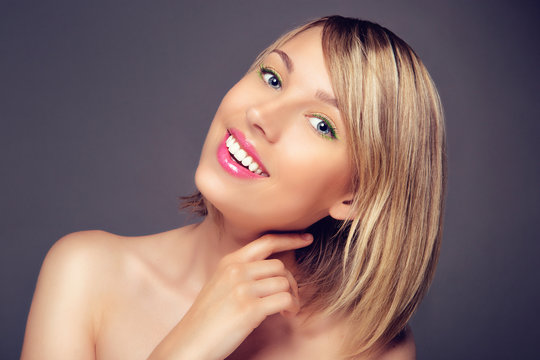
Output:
[196, 27, 352, 233]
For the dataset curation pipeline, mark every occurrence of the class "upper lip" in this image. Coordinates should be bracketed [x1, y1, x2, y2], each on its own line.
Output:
[228, 128, 268, 175]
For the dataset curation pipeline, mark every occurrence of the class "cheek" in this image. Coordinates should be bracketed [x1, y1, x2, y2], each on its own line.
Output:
[278, 135, 351, 197]
[284, 162, 350, 205]
[263, 149, 351, 224]
[215, 77, 255, 115]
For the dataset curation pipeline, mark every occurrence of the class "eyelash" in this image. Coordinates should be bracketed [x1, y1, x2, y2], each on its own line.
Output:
[258, 65, 282, 90]
[257, 64, 338, 141]
[308, 113, 338, 140]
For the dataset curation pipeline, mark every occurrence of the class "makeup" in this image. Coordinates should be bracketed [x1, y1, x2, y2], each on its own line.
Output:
[217, 129, 269, 179]
[308, 113, 338, 140]
[258, 65, 282, 90]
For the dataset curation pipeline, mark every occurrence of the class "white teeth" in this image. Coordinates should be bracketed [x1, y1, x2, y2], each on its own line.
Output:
[229, 142, 240, 155]
[234, 149, 247, 162]
[248, 161, 258, 171]
[225, 134, 266, 176]
[242, 156, 253, 166]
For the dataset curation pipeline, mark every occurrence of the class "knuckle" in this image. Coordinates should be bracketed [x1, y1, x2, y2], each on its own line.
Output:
[245, 301, 259, 316]
[248, 300, 261, 311]
[224, 263, 243, 279]
[232, 283, 249, 299]
[248, 303, 267, 324]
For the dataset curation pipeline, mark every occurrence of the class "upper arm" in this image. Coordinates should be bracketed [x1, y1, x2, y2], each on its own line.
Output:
[21, 231, 111, 360]
[377, 325, 416, 360]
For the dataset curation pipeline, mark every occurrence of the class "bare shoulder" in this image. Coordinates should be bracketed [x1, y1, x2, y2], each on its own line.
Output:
[35, 226, 196, 290]
[47, 229, 121, 264]
[376, 325, 416, 360]
[21, 230, 120, 359]
[47, 225, 196, 271]
[38, 230, 127, 285]
[21, 228, 192, 360]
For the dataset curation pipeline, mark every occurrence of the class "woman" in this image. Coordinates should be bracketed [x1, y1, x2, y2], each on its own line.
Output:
[21, 16, 445, 359]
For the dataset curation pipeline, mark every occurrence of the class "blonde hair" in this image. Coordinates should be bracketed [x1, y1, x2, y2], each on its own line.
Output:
[184, 15, 446, 358]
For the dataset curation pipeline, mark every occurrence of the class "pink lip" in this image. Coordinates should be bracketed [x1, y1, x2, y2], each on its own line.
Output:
[229, 128, 267, 171]
[217, 129, 268, 179]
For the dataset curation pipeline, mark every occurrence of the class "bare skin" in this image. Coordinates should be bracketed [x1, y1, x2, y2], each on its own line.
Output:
[21, 224, 414, 359]
[22, 27, 416, 359]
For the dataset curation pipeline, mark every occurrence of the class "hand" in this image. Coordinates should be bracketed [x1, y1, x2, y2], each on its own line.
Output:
[147, 232, 313, 360]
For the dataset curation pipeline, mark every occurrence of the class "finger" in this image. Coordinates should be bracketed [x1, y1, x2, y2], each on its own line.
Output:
[251, 276, 290, 297]
[280, 270, 300, 317]
[245, 259, 287, 280]
[280, 306, 300, 319]
[257, 292, 299, 317]
[247, 262, 299, 301]
[229, 233, 313, 263]
[283, 269, 299, 299]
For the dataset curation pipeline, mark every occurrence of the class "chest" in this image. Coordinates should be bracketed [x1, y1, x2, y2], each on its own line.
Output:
[93, 255, 342, 360]
[95, 278, 193, 360]
[95, 294, 340, 360]
[226, 318, 341, 360]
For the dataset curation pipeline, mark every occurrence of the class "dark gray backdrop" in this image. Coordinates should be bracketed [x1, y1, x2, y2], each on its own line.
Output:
[1, 1, 539, 359]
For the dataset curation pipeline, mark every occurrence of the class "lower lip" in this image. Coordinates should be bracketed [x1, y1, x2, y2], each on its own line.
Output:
[217, 134, 263, 179]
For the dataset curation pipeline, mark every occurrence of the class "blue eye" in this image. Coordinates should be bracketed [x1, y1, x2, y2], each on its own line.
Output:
[308, 114, 338, 140]
[258, 65, 282, 90]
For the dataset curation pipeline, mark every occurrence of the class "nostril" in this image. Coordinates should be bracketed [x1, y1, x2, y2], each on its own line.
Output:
[246, 107, 267, 137]
[253, 124, 266, 136]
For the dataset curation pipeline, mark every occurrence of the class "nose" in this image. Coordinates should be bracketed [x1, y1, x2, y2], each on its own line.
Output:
[246, 103, 285, 143]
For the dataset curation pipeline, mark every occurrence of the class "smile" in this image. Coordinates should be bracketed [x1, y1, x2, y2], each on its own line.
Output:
[217, 129, 269, 178]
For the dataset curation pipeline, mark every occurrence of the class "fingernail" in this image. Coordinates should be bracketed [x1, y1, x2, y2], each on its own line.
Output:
[301, 233, 313, 241]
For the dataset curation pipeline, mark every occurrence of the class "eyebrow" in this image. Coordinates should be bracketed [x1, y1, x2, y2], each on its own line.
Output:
[271, 49, 338, 109]
[315, 89, 339, 108]
[271, 49, 294, 72]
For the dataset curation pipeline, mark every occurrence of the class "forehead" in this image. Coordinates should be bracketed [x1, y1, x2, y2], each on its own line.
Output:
[279, 26, 323, 51]
[273, 27, 335, 96]
[277, 26, 325, 67]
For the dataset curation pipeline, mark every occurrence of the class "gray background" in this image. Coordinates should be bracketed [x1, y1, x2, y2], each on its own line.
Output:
[1, 0, 539, 359]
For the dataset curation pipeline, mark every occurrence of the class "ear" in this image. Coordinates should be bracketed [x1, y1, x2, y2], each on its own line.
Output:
[328, 193, 354, 221]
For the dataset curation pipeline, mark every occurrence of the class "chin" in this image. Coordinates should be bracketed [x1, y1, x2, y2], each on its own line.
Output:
[194, 163, 246, 224]
[199, 182, 316, 234]
[195, 157, 330, 235]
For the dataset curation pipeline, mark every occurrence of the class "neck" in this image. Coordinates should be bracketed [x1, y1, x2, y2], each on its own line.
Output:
[189, 209, 303, 287]
[188, 209, 280, 279]
[198, 210, 262, 248]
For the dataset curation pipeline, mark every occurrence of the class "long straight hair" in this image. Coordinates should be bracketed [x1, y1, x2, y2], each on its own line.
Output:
[183, 16, 446, 358]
